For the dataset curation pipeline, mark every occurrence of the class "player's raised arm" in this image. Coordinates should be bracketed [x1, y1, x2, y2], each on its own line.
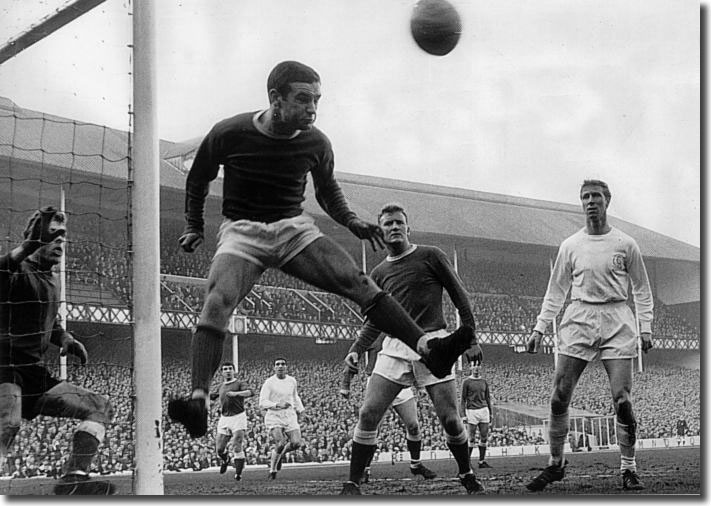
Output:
[311, 157, 384, 251]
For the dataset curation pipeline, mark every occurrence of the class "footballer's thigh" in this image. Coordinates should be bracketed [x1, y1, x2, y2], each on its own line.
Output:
[35, 382, 112, 423]
[200, 253, 264, 328]
[281, 236, 380, 306]
[359, 374, 407, 430]
[426, 380, 462, 434]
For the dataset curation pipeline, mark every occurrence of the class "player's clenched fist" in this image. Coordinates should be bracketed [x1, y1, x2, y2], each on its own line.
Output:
[640, 332, 653, 353]
[527, 330, 542, 354]
[344, 351, 359, 372]
[179, 228, 204, 253]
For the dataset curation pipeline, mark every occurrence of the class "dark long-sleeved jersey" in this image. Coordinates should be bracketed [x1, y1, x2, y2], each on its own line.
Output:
[461, 377, 491, 412]
[216, 379, 252, 416]
[0, 254, 63, 365]
[349, 244, 475, 357]
[184, 111, 356, 230]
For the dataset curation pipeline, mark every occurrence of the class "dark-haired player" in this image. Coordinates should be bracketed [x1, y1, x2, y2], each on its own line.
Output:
[169, 60, 475, 439]
[0, 207, 114, 495]
[526, 180, 653, 492]
[460, 360, 492, 469]
[340, 203, 483, 495]
[259, 358, 304, 479]
[210, 362, 253, 481]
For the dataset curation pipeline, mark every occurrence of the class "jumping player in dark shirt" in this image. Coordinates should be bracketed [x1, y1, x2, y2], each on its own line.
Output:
[169, 61, 475, 438]
[0, 207, 114, 495]
[340, 203, 483, 495]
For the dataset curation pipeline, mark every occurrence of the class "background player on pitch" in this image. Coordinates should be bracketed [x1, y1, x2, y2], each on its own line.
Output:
[0, 207, 114, 495]
[342, 334, 437, 484]
[340, 203, 483, 495]
[169, 60, 475, 438]
[526, 179, 654, 492]
[259, 358, 305, 479]
[210, 361, 253, 481]
[460, 359, 492, 469]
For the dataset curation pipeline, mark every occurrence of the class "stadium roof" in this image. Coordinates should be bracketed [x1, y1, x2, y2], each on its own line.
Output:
[0, 97, 699, 263]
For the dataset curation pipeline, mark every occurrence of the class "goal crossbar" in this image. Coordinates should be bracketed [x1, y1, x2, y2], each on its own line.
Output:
[0, 0, 107, 64]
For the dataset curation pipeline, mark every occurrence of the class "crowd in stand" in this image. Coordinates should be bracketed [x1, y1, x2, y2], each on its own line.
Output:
[2, 349, 700, 478]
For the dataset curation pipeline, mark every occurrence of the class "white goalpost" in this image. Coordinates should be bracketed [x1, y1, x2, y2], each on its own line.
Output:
[131, 0, 163, 495]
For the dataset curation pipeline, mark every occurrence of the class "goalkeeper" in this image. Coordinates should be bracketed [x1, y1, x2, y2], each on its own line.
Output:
[0, 207, 114, 495]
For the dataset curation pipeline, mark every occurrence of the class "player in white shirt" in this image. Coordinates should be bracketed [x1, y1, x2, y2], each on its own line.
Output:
[259, 358, 305, 479]
[526, 180, 653, 492]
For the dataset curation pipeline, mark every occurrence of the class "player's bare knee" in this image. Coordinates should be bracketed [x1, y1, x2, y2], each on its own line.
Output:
[615, 399, 635, 424]
[439, 413, 462, 435]
[358, 406, 381, 431]
[85, 393, 113, 425]
[339, 270, 374, 303]
[550, 391, 571, 415]
[405, 423, 420, 438]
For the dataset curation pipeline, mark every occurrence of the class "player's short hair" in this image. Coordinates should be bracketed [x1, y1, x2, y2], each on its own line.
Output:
[377, 203, 408, 224]
[274, 357, 287, 365]
[221, 361, 235, 369]
[267, 61, 320, 98]
[580, 179, 611, 202]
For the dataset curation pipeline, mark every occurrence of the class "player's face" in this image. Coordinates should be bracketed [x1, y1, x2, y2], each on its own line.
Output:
[221, 364, 235, 381]
[276, 82, 321, 131]
[580, 185, 609, 221]
[471, 363, 481, 377]
[274, 359, 287, 377]
[379, 211, 410, 247]
[37, 214, 67, 266]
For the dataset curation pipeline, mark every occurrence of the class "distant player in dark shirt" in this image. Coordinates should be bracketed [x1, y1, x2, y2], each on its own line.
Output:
[209, 362, 253, 481]
[460, 360, 493, 468]
[169, 61, 474, 438]
[340, 203, 483, 496]
[0, 207, 114, 495]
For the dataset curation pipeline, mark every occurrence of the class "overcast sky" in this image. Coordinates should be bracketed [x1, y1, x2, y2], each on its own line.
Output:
[0, 0, 700, 247]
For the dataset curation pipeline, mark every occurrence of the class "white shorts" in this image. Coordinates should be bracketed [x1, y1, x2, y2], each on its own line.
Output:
[216, 412, 247, 436]
[366, 375, 415, 407]
[558, 301, 637, 362]
[373, 330, 455, 388]
[466, 407, 490, 425]
[214, 214, 324, 269]
[264, 409, 300, 432]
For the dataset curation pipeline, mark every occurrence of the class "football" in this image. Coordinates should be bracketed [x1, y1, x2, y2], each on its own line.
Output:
[410, 0, 462, 56]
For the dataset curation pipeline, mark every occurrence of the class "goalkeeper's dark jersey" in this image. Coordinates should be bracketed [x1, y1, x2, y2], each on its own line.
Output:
[184, 111, 356, 230]
[0, 254, 61, 365]
[218, 379, 251, 416]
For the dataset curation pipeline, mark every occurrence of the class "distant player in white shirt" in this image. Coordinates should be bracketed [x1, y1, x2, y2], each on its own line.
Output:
[259, 358, 305, 479]
[526, 180, 653, 492]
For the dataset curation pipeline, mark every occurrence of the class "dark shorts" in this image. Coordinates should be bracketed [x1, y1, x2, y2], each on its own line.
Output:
[0, 363, 61, 420]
